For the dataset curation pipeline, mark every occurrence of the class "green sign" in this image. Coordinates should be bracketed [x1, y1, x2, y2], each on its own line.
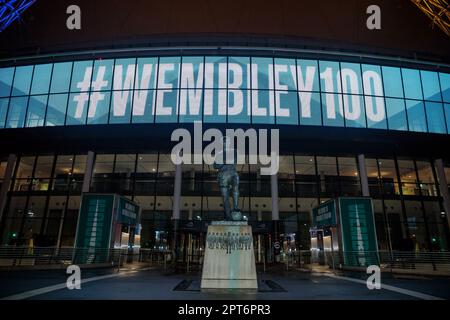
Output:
[117, 196, 139, 225]
[338, 197, 379, 267]
[74, 194, 115, 264]
[312, 200, 337, 227]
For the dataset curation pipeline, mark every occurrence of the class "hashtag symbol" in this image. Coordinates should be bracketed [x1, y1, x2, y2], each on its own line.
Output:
[73, 66, 108, 119]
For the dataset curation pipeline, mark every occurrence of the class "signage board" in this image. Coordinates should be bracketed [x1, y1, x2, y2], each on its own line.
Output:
[117, 196, 140, 225]
[312, 199, 337, 227]
[338, 197, 379, 267]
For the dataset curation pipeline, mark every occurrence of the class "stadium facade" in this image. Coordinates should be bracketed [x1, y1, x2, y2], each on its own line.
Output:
[0, 0, 449, 266]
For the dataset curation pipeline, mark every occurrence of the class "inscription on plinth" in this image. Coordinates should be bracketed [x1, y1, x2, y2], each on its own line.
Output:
[201, 222, 258, 290]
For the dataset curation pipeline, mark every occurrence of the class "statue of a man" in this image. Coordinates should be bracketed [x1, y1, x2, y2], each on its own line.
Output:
[213, 136, 241, 221]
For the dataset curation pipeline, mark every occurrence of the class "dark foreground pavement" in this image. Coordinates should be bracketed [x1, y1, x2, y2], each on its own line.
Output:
[0, 266, 449, 300]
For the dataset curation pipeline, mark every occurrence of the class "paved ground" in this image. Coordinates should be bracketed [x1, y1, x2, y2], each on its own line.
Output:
[0, 265, 449, 300]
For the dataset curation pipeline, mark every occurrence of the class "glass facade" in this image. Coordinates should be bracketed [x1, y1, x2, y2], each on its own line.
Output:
[0, 152, 448, 255]
[0, 56, 448, 134]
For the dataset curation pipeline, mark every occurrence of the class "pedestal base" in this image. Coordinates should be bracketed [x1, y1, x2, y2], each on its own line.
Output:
[201, 222, 257, 290]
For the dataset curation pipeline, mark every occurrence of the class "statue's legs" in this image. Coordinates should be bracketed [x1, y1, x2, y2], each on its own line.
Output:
[231, 174, 240, 210]
[220, 186, 231, 220]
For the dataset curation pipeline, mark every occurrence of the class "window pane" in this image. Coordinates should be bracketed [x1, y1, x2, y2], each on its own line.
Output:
[340, 62, 362, 94]
[299, 92, 321, 126]
[30, 64, 52, 95]
[114, 154, 136, 173]
[338, 157, 361, 196]
[444, 103, 450, 134]
[93, 154, 114, 174]
[16, 156, 35, 179]
[362, 64, 386, 129]
[274, 58, 296, 91]
[66, 93, 86, 125]
[34, 156, 54, 178]
[0, 67, 14, 97]
[205, 56, 227, 89]
[439, 73, 450, 103]
[316, 156, 338, 197]
[226, 56, 247, 91]
[179, 89, 202, 123]
[132, 57, 158, 123]
[136, 154, 158, 173]
[276, 90, 298, 125]
[73, 155, 86, 174]
[382, 66, 403, 98]
[421, 71, 442, 102]
[46, 94, 68, 126]
[398, 159, 417, 183]
[53, 155, 74, 191]
[252, 57, 273, 90]
[425, 102, 446, 134]
[402, 68, 423, 100]
[365, 95, 386, 129]
[321, 93, 344, 127]
[155, 56, 180, 123]
[50, 62, 72, 93]
[26, 95, 47, 127]
[227, 89, 250, 124]
[297, 59, 320, 92]
[386, 98, 407, 131]
[155, 89, 178, 123]
[343, 94, 366, 128]
[92, 59, 113, 91]
[157, 154, 175, 178]
[87, 92, 110, 125]
[0, 98, 8, 128]
[132, 90, 155, 123]
[251, 90, 275, 124]
[179, 57, 203, 123]
[204, 89, 226, 123]
[406, 100, 427, 132]
[6, 96, 28, 128]
[70, 61, 93, 92]
[11, 65, 33, 96]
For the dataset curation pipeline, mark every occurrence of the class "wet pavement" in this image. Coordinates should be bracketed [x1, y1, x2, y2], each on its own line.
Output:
[0, 265, 449, 300]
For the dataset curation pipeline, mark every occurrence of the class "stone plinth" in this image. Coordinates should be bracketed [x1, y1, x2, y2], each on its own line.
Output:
[201, 222, 257, 290]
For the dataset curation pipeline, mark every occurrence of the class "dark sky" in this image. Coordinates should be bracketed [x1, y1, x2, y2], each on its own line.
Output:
[0, 0, 449, 62]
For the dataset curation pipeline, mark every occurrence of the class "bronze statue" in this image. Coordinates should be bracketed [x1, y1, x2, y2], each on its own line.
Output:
[213, 136, 242, 221]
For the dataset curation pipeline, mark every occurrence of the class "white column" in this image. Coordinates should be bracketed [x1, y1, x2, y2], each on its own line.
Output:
[172, 164, 182, 220]
[271, 174, 279, 221]
[0, 154, 17, 222]
[358, 154, 370, 197]
[82, 151, 95, 193]
[435, 159, 450, 228]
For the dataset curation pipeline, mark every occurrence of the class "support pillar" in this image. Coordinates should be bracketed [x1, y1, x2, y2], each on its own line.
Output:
[0, 154, 16, 223]
[435, 159, 450, 229]
[172, 164, 182, 262]
[358, 154, 370, 197]
[82, 151, 95, 193]
[271, 174, 280, 261]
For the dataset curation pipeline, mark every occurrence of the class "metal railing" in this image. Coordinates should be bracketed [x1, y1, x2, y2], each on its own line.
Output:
[314, 250, 450, 273]
[138, 248, 171, 271]
[0, 246, 123, 268]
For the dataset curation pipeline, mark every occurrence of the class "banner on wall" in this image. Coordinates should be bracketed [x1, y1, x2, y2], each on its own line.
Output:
[1, 56, 448, 134]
